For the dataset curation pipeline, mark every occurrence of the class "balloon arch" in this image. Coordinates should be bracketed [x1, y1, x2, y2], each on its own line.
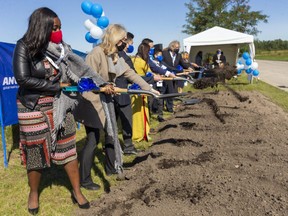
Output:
[81, 1, 110, 44]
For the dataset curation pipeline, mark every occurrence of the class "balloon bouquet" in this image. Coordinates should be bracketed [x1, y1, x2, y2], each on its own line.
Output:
[81, 1, 109, 44]
[236, 52, 260, 83]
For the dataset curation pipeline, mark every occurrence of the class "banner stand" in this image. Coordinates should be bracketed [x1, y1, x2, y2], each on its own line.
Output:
[0, 98, 8, 168]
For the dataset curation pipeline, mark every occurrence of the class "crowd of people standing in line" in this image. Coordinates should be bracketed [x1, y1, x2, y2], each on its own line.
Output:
[12, 7, 202, 215]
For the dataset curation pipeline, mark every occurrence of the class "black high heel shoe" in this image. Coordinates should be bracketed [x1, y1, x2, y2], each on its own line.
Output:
[28, 207, 39, 215]
[71, 192, 90, 209]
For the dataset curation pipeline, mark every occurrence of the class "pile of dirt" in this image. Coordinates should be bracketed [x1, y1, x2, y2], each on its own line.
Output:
[76, 90, 288, 216]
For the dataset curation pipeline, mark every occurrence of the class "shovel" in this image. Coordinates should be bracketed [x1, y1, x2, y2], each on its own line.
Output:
[161, 77, 194, 85]
[62, 86, 188, 99]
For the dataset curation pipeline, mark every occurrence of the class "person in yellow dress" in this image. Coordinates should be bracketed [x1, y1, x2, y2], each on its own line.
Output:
[131, 43, 161, 142]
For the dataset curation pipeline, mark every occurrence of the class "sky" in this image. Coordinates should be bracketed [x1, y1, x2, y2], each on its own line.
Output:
[0, 0, 288, 53]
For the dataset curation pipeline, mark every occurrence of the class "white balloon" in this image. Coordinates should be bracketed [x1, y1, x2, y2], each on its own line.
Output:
[244, 64, 251, 70]
[237, 57, 246, 65]
[84, 19, 96, 31]
[251, 62, 259, 70]
[236, 63, 245, 70]
[90, 26, 103, 39]
[101, 11, 105, 16]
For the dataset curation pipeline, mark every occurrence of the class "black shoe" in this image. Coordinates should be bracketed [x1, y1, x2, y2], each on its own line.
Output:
[123, 148, 138, 155]
[157, 116, 165, 122]
[105, 168, 118, 176]
[28, 207, 39, 215]
[71, 192, 90, 209]
[81, 182, 101, 190]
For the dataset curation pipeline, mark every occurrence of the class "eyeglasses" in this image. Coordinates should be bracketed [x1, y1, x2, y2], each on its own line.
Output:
[118, 37, 127, 44]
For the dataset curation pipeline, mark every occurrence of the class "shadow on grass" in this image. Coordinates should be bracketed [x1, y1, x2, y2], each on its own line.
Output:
[34, 136, 112, 198]
[7, 124, 20, 163]
[92, 144, 111, 193]
[228, 82, 250, 86]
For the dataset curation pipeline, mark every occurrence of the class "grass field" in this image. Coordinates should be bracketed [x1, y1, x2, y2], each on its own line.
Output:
[1, 73, 288, 215]
[255, 49, 288, 61]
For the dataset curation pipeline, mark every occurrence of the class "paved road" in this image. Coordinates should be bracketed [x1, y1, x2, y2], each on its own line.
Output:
[256, 60, 288, 92]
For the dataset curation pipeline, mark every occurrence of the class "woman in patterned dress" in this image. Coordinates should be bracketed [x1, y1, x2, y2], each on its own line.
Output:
[13, 7, 111, 214]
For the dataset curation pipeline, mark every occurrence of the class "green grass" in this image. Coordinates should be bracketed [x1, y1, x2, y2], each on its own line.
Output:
[1, 73, 288, 215]
[255, 50, 288, 61]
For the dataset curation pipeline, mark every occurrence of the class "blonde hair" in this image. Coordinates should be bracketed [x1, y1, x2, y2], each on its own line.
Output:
[100, 24, 127, 62]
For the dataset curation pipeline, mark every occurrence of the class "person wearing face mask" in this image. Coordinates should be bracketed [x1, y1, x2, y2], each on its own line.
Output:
[161, 40, 193, 113]
[114, 32, 138, 155]
[151, 49, 175, 122]
[142, 38, 155, 60]
[12, 7, 115, 214]
[141, 38, 176, 118]
[212, 49, 226, 68]
[131, 43, 162, 142]
[74, 24, 159, 181]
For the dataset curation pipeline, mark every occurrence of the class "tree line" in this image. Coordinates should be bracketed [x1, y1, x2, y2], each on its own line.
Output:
[254, 39, 288, 51]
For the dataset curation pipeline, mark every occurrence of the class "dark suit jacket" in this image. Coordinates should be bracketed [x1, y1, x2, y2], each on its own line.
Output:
[161, 50, 191, 73]
[114, 51, 133, 106]
[212, 54, 226, 66]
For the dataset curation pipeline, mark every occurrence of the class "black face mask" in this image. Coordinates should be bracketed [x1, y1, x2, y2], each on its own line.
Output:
[116, 42, 127, 52]
[174, 48, 180, 54]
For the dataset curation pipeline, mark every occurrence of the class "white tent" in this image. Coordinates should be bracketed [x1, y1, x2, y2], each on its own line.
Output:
[183, 26, 255, 66]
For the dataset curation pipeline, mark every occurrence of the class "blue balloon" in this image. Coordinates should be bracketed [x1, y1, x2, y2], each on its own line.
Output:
[242, 52, 250, 60]
[97, 16, 109, 29]
[237, 69, 242, 75]
[81, 1, 93, 15]
[245, 68, 252, 74]
[91, 4, 103, 18]
[245, 58, 252, 66]
[252, 69, 259, 76]
[85, 32, 98, 43]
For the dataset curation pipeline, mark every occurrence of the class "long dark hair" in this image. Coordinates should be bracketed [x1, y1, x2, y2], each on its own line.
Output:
[136, 43, 150, 71]
[22, 7, 58, 57]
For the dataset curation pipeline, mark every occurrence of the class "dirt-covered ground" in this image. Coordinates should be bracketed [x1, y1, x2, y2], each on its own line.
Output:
[75, 90, 288, 216]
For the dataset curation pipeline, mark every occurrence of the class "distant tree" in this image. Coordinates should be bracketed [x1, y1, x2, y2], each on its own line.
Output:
[183, 0, 268, 36]
[254, 39, 288, 51]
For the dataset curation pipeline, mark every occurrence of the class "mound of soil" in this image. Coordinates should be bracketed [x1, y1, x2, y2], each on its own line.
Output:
[76, 90, 288, 216]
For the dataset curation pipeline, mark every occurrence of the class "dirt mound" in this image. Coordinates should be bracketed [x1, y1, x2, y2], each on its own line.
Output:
[75, 90, 288, 216]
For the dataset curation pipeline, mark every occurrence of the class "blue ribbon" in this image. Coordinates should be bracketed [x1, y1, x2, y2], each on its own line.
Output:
[128, 83, 141, 90]
[77, 77, 100, 92]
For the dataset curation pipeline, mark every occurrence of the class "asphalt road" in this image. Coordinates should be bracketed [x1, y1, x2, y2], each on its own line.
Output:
[256, 60, 288, 92]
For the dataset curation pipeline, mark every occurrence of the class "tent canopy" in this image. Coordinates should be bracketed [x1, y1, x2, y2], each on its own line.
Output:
[183, 26, 255, 65]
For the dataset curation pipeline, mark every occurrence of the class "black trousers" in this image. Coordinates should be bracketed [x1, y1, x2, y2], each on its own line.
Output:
[163, 80, 177, 112]
[152, 82, 165, 117]
[79, 126, 117, 184]
[114, 101, 134, 151]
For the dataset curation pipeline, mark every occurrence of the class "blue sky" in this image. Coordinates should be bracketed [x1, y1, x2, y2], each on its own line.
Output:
[0, 0, 287, 53]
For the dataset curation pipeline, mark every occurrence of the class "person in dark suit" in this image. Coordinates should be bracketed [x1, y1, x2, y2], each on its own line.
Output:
[195, 51, 203, 67]
[161, 40, 193, 112]
[141, 38, 173, 117]
[116, 32, 138, 155]
[212, 49, 226, 68]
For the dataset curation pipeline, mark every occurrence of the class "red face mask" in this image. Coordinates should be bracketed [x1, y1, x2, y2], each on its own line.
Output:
[50, 30, 63, 44]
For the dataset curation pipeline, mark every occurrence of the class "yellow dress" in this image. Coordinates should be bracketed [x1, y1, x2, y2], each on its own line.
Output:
[131, 57, 151, 142]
